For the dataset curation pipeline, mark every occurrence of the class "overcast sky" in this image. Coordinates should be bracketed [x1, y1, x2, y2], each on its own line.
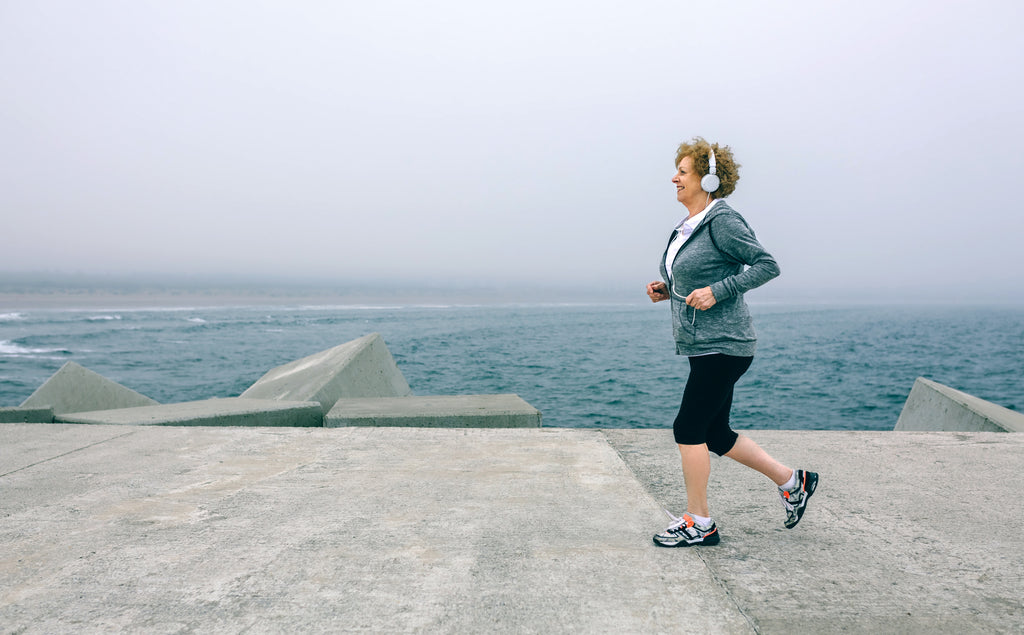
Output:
[2, 1, 1022, 303]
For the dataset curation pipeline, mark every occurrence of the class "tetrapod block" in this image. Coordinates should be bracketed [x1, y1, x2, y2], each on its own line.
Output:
[241, 333, 412, 411]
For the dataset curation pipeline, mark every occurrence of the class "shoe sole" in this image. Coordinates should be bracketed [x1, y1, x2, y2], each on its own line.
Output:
[785, 472, 819, 529]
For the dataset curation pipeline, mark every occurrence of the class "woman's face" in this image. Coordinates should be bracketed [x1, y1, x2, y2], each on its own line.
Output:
[672, 156, 704, 207]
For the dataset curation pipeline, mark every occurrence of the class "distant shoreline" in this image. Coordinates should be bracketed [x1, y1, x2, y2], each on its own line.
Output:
[0, 292, 366, 310]
[2, 273, 1021, 309]
[0, 291, 648, 311]
[5, 293, 1019, 313]
[0, 291, 525, 311]
[0, 275, 634, 310]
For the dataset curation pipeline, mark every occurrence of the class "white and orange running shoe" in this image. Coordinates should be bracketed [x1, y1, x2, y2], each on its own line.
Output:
[779, 469, 819, 529]
[653, 511, 720, 547]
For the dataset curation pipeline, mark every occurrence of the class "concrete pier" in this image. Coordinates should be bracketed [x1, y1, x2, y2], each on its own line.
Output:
[1, 425, 1020, 633]
[54, 398, 324, 427]
[324, 394, 542, 428]
[0, 406, 53, 423]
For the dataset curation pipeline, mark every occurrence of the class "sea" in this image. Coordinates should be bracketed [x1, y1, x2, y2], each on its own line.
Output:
[1, 303, 1021, 431]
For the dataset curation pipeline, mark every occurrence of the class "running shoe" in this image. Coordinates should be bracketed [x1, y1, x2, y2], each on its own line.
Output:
[779, 469, 818, 529]
[653, 511, 720, 547]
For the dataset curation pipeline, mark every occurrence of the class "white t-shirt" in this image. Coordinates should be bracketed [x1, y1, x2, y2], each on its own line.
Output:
[665, 199, 721, 281]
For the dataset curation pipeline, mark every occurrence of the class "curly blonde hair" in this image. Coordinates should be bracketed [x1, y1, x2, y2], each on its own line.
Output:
[675, 137, 740, 198]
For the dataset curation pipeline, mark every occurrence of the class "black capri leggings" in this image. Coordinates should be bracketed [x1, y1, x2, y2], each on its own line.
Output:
[673, 354, 754, 455]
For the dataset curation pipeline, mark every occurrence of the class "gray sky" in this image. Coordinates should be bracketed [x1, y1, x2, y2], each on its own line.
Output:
[2, 1, 1022, 303]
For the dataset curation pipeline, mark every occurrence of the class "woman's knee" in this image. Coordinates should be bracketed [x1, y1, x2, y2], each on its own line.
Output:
[707, 428, 739, 456]
[673, 422, 707, 445]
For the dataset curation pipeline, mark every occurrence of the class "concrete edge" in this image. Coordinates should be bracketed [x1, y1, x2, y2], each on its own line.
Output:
[54, 398, 324, 427]
[895, 377, 1024, 432]
[324, 394, 542, 428]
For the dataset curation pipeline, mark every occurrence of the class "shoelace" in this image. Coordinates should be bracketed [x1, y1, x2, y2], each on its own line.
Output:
[663, 509, 693, 532]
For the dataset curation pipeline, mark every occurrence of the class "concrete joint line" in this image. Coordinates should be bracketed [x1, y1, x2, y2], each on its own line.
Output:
[692, 548, 760, 634]
[0, 429, 138, 479]
[598, 430, 760, 634]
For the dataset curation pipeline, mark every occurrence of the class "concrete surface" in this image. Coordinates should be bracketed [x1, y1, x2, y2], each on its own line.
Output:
[324, 394, 542, 428]
[895, 377, 1024, 432]
[20, 361, 159, 414]
[1, 426, 1021, 634]
[53, 398, 323, 427]
[604, 429, 1023, 633]
[240, 333, 413, 411]
[0, 406, 53, 423]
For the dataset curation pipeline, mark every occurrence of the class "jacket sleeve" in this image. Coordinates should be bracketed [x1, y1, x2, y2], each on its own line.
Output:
[708, 212, 781, 301]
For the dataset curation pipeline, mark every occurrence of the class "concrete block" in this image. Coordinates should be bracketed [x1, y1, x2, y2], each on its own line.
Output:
[240, 333, 412, 411]
[20, 361, 159, 414]
[0, 406, 54, 423]
[894, 377, 1024, 432]
[325, 394, 542, 428]
[54, 398, 323, 427]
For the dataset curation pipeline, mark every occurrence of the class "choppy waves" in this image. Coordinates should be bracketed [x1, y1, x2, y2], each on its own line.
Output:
[1, 304, 1021, 430]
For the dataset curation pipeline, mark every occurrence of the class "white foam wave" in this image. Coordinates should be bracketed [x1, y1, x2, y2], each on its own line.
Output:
[294, 304, 402, 311]
[87, 314, 122, 321]
[0, 312, 25, 322]
[0, 340, 72, 358]
[186, 317, 207, 324]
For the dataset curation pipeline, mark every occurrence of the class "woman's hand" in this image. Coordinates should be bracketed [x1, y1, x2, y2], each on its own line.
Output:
[646, 281, 669, 303]
[685, 286, 717, 310]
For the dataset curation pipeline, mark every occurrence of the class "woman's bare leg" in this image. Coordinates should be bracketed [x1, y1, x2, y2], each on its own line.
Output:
[678, 443, 711, 517]
[724, 434, 793, 486]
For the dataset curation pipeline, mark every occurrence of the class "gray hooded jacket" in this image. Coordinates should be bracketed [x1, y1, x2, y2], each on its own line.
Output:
[659, 200, 780, 357]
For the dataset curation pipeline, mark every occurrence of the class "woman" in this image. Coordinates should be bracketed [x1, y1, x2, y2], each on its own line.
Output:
[646, 137, 817, 547]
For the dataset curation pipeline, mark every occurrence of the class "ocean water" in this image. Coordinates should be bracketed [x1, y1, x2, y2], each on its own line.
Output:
[1, 303, 1021, 431]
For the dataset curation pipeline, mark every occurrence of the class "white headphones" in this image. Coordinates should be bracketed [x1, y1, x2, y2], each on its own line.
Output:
[700, 146, 720, 193]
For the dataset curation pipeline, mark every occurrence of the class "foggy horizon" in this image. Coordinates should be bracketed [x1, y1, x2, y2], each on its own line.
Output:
[1, 270, 1019, 307]
[2, 1, 1022, 305]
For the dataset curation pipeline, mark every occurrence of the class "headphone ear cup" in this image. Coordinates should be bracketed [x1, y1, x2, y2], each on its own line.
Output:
[701, 173, 720, 193]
